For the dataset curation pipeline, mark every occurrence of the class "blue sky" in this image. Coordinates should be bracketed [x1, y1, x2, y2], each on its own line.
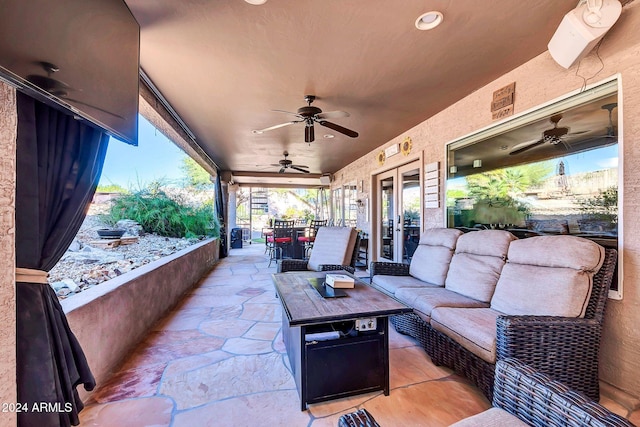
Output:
[100, 116, 187, 189]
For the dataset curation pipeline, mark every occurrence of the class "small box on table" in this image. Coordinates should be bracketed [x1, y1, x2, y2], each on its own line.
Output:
[325, 273, 355, 289]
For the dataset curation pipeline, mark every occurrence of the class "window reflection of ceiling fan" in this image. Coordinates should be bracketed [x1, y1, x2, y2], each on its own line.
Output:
[271, 151, 310, 174]
[509, 103, 617, 156]
[25, 61, 124, 119]
[252, 95, 358, 143]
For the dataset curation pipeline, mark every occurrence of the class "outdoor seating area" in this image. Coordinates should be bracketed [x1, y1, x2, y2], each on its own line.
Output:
[371, 228, 616, 401]
[77, 242, 495, 426]
[72, 238, 637, 426]
[5, 2, 640, 426]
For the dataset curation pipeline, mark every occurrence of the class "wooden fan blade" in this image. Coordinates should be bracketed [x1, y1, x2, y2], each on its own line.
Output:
[305, 124, 314, 142]
[253, 121, 299, 133]
[316, 110, 349, 119]
[318, 120, 358, 138]
[272, 109, 303, 118]
[279, 167, 285, 174]
[509, 139, 545, 155]
[290, 164, 309, 169]
[290, 166, 310, 173]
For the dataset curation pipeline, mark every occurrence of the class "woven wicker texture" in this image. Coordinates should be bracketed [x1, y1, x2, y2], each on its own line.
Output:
[369, 261, 410, 279]
[337, 409, 381, 427]
[493, 359, 634, 427]
[390, 248, 617, 402]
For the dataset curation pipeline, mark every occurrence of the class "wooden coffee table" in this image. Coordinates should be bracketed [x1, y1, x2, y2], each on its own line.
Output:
[272, 270, 412, 410]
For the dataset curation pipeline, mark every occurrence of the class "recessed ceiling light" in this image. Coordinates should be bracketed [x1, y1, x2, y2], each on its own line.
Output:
[415, 11, 443, 30]
[244, 0, 267, 4]
[323, 134, 334, 139]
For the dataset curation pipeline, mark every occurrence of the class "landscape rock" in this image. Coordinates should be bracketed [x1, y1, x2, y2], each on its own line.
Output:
[68, 239, 82, 252]
[116, 219, 144, 236]
[49, 213, 200, 299]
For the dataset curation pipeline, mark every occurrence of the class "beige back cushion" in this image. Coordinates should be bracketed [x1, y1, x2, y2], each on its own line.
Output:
[445, 230, 516, 302]
[308, 227, 357, 271]
[491, 235, 605, 317]
[408, 228, 463, 286]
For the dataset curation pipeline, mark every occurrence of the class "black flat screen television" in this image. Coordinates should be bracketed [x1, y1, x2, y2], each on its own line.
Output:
[0, 0, 140, 145]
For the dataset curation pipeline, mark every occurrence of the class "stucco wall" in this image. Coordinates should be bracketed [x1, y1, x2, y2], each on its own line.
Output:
[336, 2, 640, 401]
[62, 238, 219, 401]
[0, 81, 17, 425]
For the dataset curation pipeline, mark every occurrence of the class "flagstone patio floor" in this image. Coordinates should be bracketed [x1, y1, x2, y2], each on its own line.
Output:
[78, 241, 582, 426]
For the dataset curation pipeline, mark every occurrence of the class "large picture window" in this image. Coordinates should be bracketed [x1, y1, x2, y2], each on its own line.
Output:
[446, 80, 621, 297]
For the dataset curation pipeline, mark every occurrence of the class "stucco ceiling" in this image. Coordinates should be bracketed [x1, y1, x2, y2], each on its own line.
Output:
[125, 0, 582, 186]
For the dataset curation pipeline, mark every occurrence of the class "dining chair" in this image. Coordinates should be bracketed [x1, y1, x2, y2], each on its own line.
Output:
[297, 219, 327, 259]
[267, 219, 294, 267]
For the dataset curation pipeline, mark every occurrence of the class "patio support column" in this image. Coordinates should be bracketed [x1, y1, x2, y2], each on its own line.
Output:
[228, 183, 238, 230]
[0, 78, 17, 427]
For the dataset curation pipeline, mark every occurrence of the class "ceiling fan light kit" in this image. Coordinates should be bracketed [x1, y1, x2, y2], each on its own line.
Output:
[252, 95, 358, 143]
[270, 151, 310, 174]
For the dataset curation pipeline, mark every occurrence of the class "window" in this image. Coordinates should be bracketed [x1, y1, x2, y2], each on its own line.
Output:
[446, 80, 621, 298]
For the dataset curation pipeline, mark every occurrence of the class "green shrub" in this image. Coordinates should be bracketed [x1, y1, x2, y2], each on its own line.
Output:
[102, 183, 220, 238]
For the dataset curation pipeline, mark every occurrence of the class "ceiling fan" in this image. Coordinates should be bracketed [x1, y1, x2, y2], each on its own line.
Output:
[509, 114, 584, 156]
[252, 95, 359, 143]
[25, 61, 123, 119]
[271, 151, 310, 174]
[509, 102, 618, 156]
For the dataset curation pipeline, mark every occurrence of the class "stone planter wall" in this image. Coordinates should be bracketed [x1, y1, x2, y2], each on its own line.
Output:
[61, 237, 220, 401]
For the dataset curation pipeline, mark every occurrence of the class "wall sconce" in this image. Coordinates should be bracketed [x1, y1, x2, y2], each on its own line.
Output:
[473, 159, 482, 168]
[449, 165, 458, 174]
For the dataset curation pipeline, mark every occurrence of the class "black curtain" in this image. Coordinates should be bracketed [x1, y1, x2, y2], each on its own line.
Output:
[215, 170, 227, 258]
[15, 93, 109, 426]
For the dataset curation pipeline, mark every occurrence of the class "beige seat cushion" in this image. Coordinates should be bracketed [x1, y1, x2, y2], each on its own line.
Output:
[445, 230, 516, 303]
[491, 235, 605, 317]
[449, 408, 529, 427]
[408, 228, 463, 286]
[395, 287, 489, 321]
[430, 307, 502, 363]
[307, 227, 357, 271]
[372, 274, 439, 295]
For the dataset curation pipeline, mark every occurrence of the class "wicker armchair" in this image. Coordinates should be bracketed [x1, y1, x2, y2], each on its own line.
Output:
[278, 227, 360, 274]
[391, 248, 617, 401]
[451, 358, 633, 427]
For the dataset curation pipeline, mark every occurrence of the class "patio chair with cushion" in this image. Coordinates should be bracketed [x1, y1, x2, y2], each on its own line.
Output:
[450, 358, 634, 427]
[277, 226, 359, 273]
[338, 358, 633, 427]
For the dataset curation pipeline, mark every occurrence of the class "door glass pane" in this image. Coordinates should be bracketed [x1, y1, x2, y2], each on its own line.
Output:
[332, 188, 343, 225]
[380, 176, 394, 260]
[344, 184, 358, 227]
[402, 169, 421, 263]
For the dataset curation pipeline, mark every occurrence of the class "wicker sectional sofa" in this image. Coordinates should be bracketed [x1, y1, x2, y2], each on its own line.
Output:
[370, 228, 617, 401]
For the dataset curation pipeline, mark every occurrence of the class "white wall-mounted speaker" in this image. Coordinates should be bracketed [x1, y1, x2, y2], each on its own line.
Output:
[548, 0, 622, 69]
[319, 174, 331, 185]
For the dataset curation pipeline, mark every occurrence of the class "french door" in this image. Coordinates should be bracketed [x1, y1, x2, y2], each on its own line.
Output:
[375, 160, 422, 263]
